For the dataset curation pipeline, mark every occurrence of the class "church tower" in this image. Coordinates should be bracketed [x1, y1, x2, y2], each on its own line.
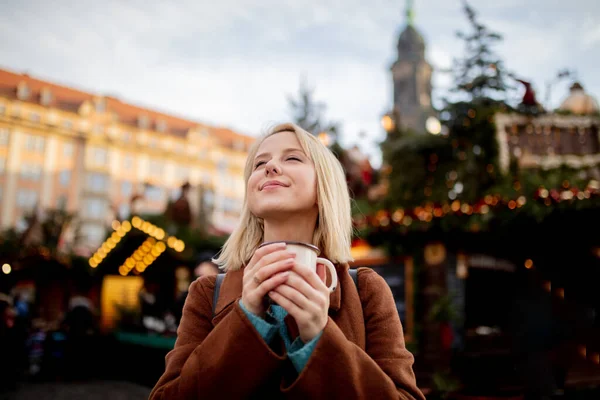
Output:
[390, 0, 435, 133]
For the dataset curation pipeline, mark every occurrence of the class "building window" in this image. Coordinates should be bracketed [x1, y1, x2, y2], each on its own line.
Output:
[92, 147, 109, 165]
[93, 124, 104, 134]
[17, 82, 30, 100]
[123, 154, 134, 169]
[30, 112, 41, 123]
[40, 88, 52, 106]
[138, 115, 150, 129]
[118, 203, 130, 220]
[24, 134, 45, 153]
[63, 119, 73, 130]
[63, 142, 74, 157]
[149, 161, 164, 176]
[16, 189, 38, 210]
[59, 170, 71, 186]
[145, 186, 163, 202]
[121, 181, 132, 198]
[156, 120, 167, 133]
[20, 164, 42, 181]
[217, 159, 228, 173]
[87, 173, 109, 193]
[95, 98, 106, 113]
[85, 198, 106, 220]
[174, 142, 185, 154]
[57, 195, 67, 209]
[82, 223, 105, 245]
[0, 128, 9, 146]
[176, 166, 189, 182]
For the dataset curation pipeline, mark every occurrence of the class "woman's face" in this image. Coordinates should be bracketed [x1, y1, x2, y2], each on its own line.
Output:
[247, 131, 317, 220]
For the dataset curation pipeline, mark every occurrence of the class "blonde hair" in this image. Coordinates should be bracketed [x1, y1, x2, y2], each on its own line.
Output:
[213, 123, 354, 271]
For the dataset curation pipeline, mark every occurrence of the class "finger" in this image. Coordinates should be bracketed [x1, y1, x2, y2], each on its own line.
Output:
[254, 271, 290, 298]
[284, 272, 321, 301]
[253, 258, 295, 285]
[246, 242, 286, 269]
[291, 263, 328, 292]
[248, 249, 295, 274]
[268, 288, 306, 319]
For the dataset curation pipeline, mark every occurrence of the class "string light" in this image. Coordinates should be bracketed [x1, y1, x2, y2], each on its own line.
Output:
[89, 216, 187, 271]
[359, 181, 599, 229]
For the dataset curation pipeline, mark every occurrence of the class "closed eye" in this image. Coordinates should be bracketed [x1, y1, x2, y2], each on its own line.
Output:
[286, 156, 301, 162]
[254, 161, 266, 169]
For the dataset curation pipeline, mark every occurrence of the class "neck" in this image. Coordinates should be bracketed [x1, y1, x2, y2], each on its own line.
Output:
[263, 213, 317, 244]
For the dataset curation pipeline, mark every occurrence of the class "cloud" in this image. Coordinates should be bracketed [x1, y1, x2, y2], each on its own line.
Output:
[1, 0, 599, 168]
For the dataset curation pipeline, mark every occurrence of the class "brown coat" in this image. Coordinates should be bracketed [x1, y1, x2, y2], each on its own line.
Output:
[149, 265, 425, 399]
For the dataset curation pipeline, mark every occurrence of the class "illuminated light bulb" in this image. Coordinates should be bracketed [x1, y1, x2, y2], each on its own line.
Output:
[111, 220, 121, 230]
[167, 237, 177, 248]
[118, 266, 128, 276]
[121, 220, 132, 231]
[451, 201, 460, 212]
[524, 259, 533, 269]
[132, 216, 142, 228]
[126, 259, 135, 268]
[156, 242, 166, 252]
[2, 264, 12, 274]
[155, 228, 165, 240]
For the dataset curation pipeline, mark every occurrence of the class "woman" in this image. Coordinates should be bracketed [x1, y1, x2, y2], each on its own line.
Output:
[149, 123, 424, 399]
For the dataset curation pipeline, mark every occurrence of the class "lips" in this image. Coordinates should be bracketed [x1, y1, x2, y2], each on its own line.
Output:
[260, 180, 288, 190]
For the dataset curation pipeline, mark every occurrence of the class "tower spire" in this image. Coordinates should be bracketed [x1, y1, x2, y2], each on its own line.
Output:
[405, 0, 414, 26]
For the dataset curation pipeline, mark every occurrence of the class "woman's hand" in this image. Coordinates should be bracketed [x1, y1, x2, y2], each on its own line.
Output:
[241, 242, 296, 318]
[268, 263, 330, 343]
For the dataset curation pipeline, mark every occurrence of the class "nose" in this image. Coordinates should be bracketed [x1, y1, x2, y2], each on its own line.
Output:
[264, 159, 281, 176]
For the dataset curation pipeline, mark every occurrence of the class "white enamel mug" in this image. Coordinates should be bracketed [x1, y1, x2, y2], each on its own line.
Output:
[259, 241, 338, 292]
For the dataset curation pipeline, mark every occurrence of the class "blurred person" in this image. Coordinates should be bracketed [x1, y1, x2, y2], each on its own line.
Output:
[149, 123, 424, 399]
[194, 259, 219, 278]
[26, 318, 47, 379]
[0, 294, 19, 391]
[174, 258, 219, 324]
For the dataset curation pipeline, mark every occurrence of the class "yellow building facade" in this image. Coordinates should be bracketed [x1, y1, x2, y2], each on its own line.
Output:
[0, 68, 253, 250]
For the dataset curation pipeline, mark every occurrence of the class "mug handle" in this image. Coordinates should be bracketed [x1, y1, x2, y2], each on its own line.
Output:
[316, 258, 338, 292]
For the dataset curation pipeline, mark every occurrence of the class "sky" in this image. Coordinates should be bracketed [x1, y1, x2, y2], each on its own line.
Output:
[1, 0, 599, 166]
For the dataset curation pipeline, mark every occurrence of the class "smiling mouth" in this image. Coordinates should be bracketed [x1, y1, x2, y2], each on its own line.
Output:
[260, 181, 288, 190]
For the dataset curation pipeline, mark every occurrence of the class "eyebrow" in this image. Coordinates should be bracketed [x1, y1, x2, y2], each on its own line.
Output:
[254, 147, 305, 159]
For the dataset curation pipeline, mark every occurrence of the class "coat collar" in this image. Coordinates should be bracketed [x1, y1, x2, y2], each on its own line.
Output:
[213, 263, 346, 316]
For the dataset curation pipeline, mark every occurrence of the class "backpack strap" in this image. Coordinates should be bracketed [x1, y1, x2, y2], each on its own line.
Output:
[212, 273, 226, 318]
[349, 268, 358, 289]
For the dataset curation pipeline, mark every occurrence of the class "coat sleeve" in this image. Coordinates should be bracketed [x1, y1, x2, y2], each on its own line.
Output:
[149, 275, 286, 399]
[281, 268, 425, 400]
